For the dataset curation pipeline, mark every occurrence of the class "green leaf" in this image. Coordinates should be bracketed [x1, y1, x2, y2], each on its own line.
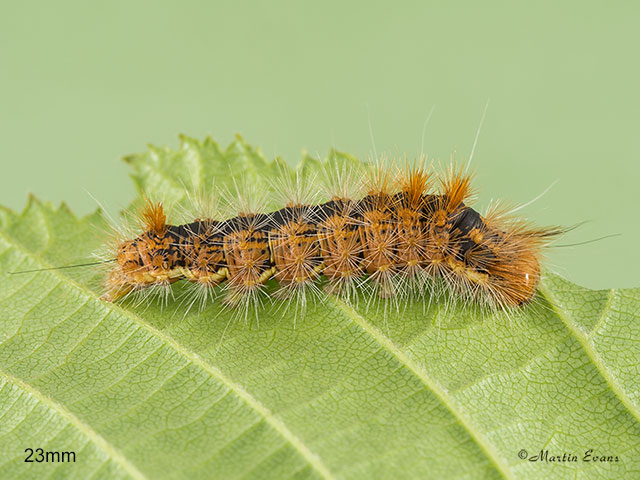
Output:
[1, 136, 639, 479]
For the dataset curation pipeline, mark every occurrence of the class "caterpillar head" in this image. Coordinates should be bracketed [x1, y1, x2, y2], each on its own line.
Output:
[101, 201, 174, 302]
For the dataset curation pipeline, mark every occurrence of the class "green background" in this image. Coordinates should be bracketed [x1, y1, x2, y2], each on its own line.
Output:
[1, 1, 637, 290]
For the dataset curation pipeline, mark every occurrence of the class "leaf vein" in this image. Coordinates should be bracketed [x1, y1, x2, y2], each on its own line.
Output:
[0, 367, 147, 480]
[538, 283, 640, 425]
[328, 298, 513, 480]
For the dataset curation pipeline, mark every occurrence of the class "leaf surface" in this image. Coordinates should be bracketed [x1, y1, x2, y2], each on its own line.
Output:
[1, 137, 639, 479]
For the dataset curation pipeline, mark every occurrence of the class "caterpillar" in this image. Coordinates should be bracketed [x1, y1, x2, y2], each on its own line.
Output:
[100, 162, 562, 314]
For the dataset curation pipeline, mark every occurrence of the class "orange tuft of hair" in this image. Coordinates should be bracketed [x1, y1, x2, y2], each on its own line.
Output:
[401, 166, 432, 209]
[440, 168, 473, 210]
[140, 198, 167, 235]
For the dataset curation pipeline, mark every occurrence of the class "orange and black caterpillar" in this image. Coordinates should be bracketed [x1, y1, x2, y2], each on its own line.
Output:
[102, 164, 561, 311]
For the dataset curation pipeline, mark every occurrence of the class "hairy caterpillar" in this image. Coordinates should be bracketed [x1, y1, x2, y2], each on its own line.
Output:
[100, 162, 562, 314]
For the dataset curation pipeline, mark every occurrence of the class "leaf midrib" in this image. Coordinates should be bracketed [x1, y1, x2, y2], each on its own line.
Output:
[0, 230, 335, 480]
